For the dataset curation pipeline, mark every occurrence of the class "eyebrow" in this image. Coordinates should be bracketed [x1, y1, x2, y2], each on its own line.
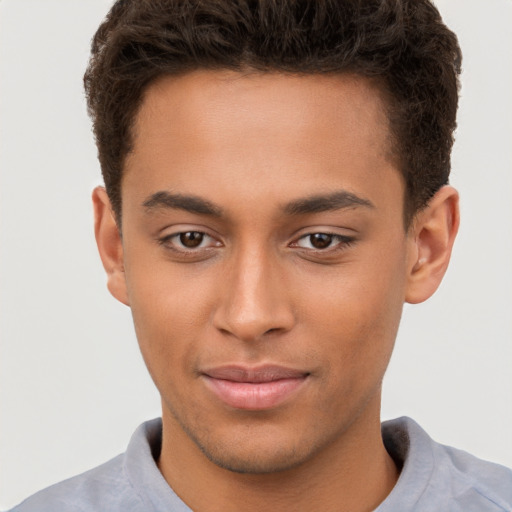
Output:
[283, 191, 374, 215]
[142, 191, 223, 217]
[142, 189, 374, 218]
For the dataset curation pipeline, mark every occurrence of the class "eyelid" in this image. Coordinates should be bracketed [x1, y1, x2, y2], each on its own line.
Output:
[289, 229, 357, 252]
[155, 225, 356, 255]
[157, 226, 223, 251]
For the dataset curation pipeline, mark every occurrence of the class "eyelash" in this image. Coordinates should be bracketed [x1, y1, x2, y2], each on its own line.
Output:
[291, 233, 355, 252]
[158, 230, 355, 256]
[158, 231, 220, 253]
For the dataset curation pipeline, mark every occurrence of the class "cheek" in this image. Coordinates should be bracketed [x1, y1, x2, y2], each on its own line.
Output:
[124, 258, 217, 380]
[299, 251, 406, 379]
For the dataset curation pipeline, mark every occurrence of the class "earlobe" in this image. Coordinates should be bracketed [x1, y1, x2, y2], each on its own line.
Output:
[405, 186, 460, 304]
[92, 186, 130, 306]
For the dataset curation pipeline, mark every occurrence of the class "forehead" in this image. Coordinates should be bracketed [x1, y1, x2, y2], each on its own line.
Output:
[124, 70, 402, 220]
[133, 70, 392, 155]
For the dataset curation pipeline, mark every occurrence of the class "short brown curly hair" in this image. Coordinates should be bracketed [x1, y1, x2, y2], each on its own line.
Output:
[84, 0, 461, 225]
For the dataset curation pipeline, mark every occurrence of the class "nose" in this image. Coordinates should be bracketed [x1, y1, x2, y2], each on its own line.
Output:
[213, 246, 295, 342]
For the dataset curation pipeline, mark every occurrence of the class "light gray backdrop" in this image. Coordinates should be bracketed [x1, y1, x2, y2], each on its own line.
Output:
[1, 0, 511, 509]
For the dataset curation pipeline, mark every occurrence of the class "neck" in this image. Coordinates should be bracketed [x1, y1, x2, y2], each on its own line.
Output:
[157, 398, 399, 512]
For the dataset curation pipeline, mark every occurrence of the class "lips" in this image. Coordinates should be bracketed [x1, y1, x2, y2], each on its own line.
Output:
[201, 365, 309, 410]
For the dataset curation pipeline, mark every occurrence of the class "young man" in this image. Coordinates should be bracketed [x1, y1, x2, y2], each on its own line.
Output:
[9, 1, 512, 511]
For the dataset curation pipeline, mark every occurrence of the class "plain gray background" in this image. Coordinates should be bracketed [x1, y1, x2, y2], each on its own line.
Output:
[1, 0, 511, 509]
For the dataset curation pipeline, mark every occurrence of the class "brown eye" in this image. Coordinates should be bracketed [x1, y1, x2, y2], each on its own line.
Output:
[159, 230, 222, 256]
[294, 232, 354, 252]
[179, 231, 204, 248]
[309, 233, 333, 249]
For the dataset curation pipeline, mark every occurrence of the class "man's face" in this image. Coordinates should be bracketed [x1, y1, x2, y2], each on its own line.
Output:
[119, 71, 413, 473]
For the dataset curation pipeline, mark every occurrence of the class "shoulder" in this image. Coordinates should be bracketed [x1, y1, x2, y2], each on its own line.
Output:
[7, 419, 169, 512]
[7, 454, 144, 512]
[381, 417, 512, 511]
[433, 440, 512, 509]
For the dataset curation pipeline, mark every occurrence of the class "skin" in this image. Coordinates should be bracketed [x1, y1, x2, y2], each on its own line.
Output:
[93, 71, 459, 512]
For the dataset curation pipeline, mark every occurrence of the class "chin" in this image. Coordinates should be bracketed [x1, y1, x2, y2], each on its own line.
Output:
[198, 441, 310, 475]
[182, 417, 327, 475]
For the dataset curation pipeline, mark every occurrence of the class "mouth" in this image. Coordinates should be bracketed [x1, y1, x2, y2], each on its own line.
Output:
[201, 365, 310, 410]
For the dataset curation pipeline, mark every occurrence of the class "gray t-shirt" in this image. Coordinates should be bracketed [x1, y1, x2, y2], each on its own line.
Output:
[9, 417, 512, 511]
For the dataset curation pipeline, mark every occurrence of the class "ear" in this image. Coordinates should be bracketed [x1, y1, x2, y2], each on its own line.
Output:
[92, 186, 130, 306]
[405, 185, 460, 304]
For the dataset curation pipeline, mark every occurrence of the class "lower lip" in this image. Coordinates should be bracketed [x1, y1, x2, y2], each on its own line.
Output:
[202, 376, 307, 410]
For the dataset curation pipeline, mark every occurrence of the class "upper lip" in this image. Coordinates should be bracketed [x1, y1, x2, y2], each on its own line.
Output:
[202, 365, 309, 383]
